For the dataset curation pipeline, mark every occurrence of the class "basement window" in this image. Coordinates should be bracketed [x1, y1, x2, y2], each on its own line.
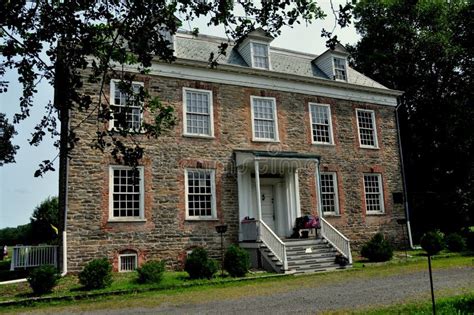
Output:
[119, 252, 138, 272]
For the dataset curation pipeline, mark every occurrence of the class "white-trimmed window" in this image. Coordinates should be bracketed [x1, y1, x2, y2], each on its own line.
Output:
[109, 166, 144, 220]
[110, 80, 143, 131]
[119, 252, 138, 272]
[185, 169, 216, 220]
[320, 172, 339, 215]
[363, 173, 384, 213]
[251, 96, 279, 141]
[252, 42, 270, 69]
[356, 109, 378, 148]
[333, 57, 347, 81]
[309, 103, 334, 144]
[183, 88, 214, 137]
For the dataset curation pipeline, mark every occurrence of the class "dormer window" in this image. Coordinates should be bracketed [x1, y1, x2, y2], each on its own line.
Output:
[333, 57, 347, 81]
[236, 28, 273, 70]
[252, 42, 270, 69]
[313, 43, 350, 82]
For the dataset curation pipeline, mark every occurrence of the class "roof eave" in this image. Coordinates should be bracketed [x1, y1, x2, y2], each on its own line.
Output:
[168, 57, 404, 97]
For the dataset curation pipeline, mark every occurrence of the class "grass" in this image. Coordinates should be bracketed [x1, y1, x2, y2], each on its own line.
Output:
[325, 292, 474, 314]
[0, 251, 472, 313]
[0, 269, 275, 302]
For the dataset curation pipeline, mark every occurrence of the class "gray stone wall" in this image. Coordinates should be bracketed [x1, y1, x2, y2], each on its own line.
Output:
[66, 71, 405, 272]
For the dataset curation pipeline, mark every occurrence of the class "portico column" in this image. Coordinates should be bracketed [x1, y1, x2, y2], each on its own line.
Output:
[254, 160, 262, 223]
[314, 159, 323, 219]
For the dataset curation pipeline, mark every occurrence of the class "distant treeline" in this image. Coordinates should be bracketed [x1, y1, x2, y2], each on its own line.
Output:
[0, 196, 59, 246]
[0, 223, 33, 246]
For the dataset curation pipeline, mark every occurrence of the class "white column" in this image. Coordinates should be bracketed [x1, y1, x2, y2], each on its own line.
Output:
[314, 159, 323, 219]
[237, 167, 245, 241]
[254, 160, 262, 222]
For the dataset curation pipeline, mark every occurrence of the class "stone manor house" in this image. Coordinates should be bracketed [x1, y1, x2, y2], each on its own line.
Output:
[65, 29, 407, 273]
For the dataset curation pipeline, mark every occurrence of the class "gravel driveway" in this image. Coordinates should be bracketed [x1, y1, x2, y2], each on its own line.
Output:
[39, 266, 474, 315]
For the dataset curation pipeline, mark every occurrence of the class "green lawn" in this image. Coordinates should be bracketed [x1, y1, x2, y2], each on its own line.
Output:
[0, 251, 472, 313]
[0, 269, 276, 302]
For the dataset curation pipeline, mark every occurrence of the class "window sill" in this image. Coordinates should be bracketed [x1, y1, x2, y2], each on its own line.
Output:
[107, 219, 147, 223]
[366, 212, 385, 216]
[108, 128, 146, 135]
[323, 214, 341, 218]
[252, 139, 280, 143]
[359, 145, 380, 150]
[182, 134, 215, 140]
[185, 218, 219, 222]
[312, 142, 335, 147]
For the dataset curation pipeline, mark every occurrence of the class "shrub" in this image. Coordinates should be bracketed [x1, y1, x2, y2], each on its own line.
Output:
[224, 245, 250, 277]
[137, 260, 165, 284]
[184, 248, 218, 279]
[360, 233, 393, 262]
[27, 264, 59, 295]
[420, 230, 444, 255]
[466, 230, 474, 251]
[445, 233, 466, 252]
[78, 258, 112, 290]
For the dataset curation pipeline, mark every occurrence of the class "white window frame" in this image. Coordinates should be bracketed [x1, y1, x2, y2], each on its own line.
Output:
[309, 103, 334, 145]
[333, 56, 348, 81]
[356, 109, 379, 149]
[118, 253, 138, 272]
[320, 172, 340, 215]
[363, 173, 385, 214]
[251, 41, 271, 70]
[182, 88, 214, 138]
[250, 96, 279, 142]
[185, 168, 217, 220]
[108, 165, 145, 222]
[109, 79, 144, 131]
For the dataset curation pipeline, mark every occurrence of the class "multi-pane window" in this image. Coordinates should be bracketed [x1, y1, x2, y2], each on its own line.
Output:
[183, 88, 213, 137]
[333, 57, 347, 81]
[309, 103, 334, 144]
[119, 253, 137, 272]
[186, 169, 216, 219]
[356, 109, 378, 148]
[251, 97, 278, 141]
[109, 166, 144, 220]
[110, 80, 143, 131]
[320, 172, 339, 215]
[252, 43, 269, 69]
[364, 174, 384, 213]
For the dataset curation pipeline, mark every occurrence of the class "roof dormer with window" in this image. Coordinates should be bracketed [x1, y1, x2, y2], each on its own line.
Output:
[313, 43, 350, 82]
[236, 28, 274, 70]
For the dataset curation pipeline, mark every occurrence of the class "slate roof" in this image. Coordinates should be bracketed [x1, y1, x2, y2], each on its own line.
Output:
[174, 33, 388, 90]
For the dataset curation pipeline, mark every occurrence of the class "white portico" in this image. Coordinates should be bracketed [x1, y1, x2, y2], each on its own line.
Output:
[235, 150, 352, 273]
[235, 150, 322, 240]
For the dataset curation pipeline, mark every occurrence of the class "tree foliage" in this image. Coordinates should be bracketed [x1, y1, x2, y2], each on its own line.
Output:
[348, 0, 474, 237]
[0, 223, 32, 246]
[0, 112, 19, 165]
[0, 0, 354, 175]
[30, 196, 59, 244]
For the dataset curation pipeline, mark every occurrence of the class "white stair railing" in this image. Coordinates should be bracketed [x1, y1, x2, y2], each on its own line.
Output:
[320, 218, 353, 264]
[10, 245, 58, 270]
[258, 220, 288, 270]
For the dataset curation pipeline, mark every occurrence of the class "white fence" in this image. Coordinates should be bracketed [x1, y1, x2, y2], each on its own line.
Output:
[320, 217, 353, 264]
[10, 245, 58, 270]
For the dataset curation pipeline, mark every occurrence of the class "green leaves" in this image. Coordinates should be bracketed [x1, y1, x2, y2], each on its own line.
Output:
[349, 0, 474, 235]
[1, 1, 342, 176]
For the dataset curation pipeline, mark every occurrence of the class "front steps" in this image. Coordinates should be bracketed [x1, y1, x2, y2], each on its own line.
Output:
[259, 238, 351, 274]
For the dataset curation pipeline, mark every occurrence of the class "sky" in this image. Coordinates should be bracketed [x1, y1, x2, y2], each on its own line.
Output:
[0, 0, 359, 229]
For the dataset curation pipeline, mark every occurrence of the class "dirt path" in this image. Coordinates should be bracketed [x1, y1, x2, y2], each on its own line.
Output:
[69, 266, 474, 315]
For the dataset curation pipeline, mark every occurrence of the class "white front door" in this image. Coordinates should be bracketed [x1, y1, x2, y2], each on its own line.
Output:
[261, 185, 275, 231]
